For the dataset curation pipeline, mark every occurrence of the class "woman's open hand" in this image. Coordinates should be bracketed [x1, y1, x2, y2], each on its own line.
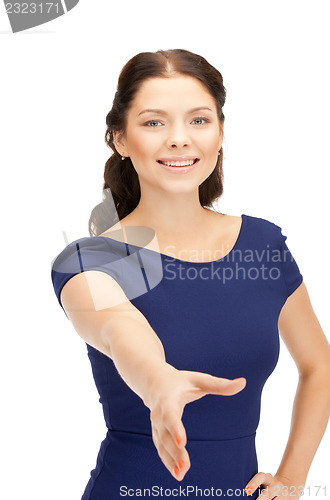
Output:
[144, 364, 246, 481]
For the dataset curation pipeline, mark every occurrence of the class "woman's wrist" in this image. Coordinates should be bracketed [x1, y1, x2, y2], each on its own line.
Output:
[274, 473, 306, 496]
[142, 360, 178, 410]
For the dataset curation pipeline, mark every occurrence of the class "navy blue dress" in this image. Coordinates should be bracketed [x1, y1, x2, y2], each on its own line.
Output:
[51, 214, 303, 499]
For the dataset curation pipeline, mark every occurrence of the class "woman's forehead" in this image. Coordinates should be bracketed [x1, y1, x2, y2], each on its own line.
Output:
[130, 76, 217, 113]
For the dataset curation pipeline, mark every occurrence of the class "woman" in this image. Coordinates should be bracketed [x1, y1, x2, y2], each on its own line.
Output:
[51, 49, 330, 499]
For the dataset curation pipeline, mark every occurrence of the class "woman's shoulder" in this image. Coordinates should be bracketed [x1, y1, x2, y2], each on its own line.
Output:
[52, 235, 108, 259]
[242, 213, 285, 246]
[243, 212, 282, 230]
[51, 234, 127, 275]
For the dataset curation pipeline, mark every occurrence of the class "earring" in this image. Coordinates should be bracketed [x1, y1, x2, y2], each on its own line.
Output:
[218, 151, 221, 156]
[121, 156, 125, 160]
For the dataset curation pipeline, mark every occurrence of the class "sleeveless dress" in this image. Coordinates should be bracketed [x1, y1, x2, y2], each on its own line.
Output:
[51, 214, 303, 499]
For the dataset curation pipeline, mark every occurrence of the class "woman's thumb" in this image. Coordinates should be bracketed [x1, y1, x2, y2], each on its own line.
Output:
[195, 373, 246, 396]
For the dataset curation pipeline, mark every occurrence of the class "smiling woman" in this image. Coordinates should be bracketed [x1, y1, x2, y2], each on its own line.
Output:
[51, 49, 330, 500]
[111, 75, 223, 192]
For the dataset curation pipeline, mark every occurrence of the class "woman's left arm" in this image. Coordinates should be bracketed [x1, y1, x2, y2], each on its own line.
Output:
[245, 281, 330, 498]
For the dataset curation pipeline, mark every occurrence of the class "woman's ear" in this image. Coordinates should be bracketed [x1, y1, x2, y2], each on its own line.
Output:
[113, 130, 127, 157]
[218, 121, 224, 150]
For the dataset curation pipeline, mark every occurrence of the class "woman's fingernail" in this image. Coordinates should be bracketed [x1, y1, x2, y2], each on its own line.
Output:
[245, 487, 253, 496]
[174, 465, 180, 475]
[175, 436, 181, 446]
[178, 459, 184, 470]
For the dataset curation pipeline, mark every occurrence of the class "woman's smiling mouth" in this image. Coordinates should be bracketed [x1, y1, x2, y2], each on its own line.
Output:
[157, 156, 200, 167]
[156, 157, 200, 173]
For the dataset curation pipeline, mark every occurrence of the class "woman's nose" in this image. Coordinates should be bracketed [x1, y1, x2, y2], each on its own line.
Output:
[166, 124, 191, 149]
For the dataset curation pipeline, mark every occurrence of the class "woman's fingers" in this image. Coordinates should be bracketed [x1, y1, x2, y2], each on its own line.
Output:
[161, 426, 191, 480]
[245, 471, 302, 499]
[150, 403, 190, 481]
[151, 425, 190, 481]
[151, 423, 179, 480]
[163, 410, 191, 478]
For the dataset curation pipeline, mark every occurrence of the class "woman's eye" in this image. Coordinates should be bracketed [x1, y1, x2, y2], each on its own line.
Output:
[192, 117, 209, 125]
[144, 120, 162, 127]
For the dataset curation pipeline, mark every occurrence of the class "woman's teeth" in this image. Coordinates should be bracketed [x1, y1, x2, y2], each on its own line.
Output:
[159, 160, 196, 167]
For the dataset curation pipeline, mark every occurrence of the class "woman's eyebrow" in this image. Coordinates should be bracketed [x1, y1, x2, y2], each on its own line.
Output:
[137, 106, 214, 116]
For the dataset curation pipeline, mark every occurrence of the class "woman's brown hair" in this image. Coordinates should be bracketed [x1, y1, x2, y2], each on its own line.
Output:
[88, 49, 227, 237]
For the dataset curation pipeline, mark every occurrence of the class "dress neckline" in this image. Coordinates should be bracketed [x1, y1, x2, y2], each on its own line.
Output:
[95, 214, 247, 266]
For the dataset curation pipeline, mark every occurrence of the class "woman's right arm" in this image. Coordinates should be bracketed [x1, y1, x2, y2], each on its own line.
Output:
[60, 270, 246, 481]
[59, 269, 174, 401]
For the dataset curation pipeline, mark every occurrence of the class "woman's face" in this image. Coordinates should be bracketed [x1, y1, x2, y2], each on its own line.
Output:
[114, 75, 224, 193]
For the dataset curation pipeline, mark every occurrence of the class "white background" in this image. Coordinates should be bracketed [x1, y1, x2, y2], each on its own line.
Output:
[0, 1, 329, 499]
